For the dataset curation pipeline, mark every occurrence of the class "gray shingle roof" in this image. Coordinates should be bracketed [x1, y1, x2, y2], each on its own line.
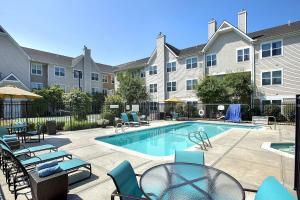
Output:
[248, 21, 300, 40]
[22, 47, 73, 66]
[96, 63, 114, 73]
[114, 57, 150, 72]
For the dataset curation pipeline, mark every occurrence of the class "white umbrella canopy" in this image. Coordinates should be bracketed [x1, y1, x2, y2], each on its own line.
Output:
[0, 86, 42, 99]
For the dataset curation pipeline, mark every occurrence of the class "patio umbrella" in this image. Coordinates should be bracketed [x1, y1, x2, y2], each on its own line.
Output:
[164, 97, 183, 103]
[0, 86, 42, 125]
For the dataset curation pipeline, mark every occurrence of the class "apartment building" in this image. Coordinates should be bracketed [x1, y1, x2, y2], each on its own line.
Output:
[114, 10, 300, 108]
[0, 26, 114, 94]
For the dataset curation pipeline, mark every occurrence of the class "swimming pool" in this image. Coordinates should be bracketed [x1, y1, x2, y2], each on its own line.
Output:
[96, 122, 257, 157]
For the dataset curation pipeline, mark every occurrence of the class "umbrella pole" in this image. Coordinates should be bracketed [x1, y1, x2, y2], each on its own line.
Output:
[10, 96, 13, 127]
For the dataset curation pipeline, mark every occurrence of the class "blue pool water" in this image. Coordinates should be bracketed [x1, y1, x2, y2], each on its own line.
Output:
[96, 122, 257, 156]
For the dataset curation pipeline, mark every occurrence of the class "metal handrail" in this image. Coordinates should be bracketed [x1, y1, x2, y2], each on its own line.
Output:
[269, 116, 277, 130]
[188, 131, 212, 151]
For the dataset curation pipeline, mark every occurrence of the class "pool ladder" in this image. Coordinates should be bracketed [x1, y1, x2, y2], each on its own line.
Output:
[188, 131, 212, 151]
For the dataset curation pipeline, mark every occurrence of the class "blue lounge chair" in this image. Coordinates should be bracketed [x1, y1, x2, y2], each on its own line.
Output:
[131, 112, 149, 125]
[107, 160, 146, 200]
[245, 176, 296, 200]
[121, 113, 140, 127]
[170, 112, 179, 120]
[175, 150, 204, 165]
[0, 137, 57, 157]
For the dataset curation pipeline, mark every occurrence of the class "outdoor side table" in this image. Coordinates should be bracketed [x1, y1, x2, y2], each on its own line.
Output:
[6, 140, 20, 151]
[29, 171, 68, 200]
[140, 163, 245, 200]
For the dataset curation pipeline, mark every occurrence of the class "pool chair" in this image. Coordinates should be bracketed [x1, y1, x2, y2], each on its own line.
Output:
[175, 150, 204, 165]
[131, 112, 150, 125]
[2, 148, 92, 200]
[121, 113, 140, 127]
[0, 137, 57, 157]
[170, 112, 179, 120]
[24, 124, 44, 143]
[107, 160, 148, 200]
[244, 176, 296, 200]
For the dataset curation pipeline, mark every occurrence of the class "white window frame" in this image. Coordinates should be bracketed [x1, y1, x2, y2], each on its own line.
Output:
[91, 72, 99, 81]
[31, 63, 43, 76]
[260, 39, 283, 59]
[102, 74, 108, 83]
[111, 76, 115, 84]
[31, 82, 43, 90]
[73, 69, 83, 79]
[167, 81, 177, 92]
[102, 88, 108, 95]
[236, 47, 250, 62]
[166, 61, 176, 73]
[140, 70, 146, 78]
[149, 65, 157, 75]
[149, 101, 158, 111]
[206, 53, 217, 67]
[261, 69, 283, 86]
[186, 56, 198, 69]
[186, 79, 198, 90]
[149, 83, 157, 93]
[54, 66, 65, 77]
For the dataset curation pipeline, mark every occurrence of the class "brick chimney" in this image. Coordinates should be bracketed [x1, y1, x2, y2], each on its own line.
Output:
[238, 9, 247, 33]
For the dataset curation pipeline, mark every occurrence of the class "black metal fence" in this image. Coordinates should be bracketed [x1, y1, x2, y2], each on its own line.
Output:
[295, 95, 299, 198]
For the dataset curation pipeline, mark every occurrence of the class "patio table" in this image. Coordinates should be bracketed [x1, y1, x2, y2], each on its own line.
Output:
[5, 124, 27, 142]
[140, 162, 245, 200]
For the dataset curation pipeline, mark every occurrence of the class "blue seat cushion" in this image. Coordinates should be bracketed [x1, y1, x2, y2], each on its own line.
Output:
[175, 150, 204, 165]
[108, 160, 143, 200]
[14, 144, 55, 156]
[36, 160, 59, 171]
[255, 176, 296, 200]
[3, 137, 18, 142]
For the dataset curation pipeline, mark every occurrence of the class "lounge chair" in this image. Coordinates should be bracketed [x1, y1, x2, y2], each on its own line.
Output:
[24, 124, 44, 143]
[131, 112, 149, 125]
[244, 176, 296, 200]
[0, 137, 57, 157]
[121, 113, 140, 127]
[175, 150, 204, 165]
[2, 147, 91, 199]
[107, 160, 147, 200]
[170, 112, 179, 120]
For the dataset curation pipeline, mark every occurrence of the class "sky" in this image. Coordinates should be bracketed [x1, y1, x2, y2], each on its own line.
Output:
[1, 0, 300, 66]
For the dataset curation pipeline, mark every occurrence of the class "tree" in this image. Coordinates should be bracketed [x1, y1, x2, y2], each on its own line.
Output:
[92, 92, 106, 113]
[196, 76, 229, 104]
[103, 94, 124, 118]
[116, 70, 148, 104]
[33, 86, 65, 115]
[224, 72, 253, 104]
[64, 89, 92, 120]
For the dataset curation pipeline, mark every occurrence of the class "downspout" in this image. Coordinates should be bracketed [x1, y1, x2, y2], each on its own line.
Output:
[250, 41, 256, 108]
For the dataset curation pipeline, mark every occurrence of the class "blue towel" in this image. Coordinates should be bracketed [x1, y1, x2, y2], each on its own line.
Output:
[3, 134, 17, 138]
[37, 165, 62, 177]
[225, 104, 241, 122]
[36, 160, 59, 171]
[3, 137, 18, 142]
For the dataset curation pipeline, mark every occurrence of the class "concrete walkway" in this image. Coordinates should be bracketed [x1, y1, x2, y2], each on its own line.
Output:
[0, 121, 296, 200]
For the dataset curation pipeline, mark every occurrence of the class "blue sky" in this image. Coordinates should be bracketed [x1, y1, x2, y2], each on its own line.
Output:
[1, 0, 300, 65]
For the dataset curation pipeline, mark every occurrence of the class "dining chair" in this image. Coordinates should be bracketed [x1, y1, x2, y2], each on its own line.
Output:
[175, 150, 204, 165]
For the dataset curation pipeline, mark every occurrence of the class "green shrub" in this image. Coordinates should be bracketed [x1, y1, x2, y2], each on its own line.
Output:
[56, 121, 65, 130]
[103, 95, 124, 118]
[283, 104, 296, 122]
[102, 112, 115, 125]
[27, 122, 36, 131]
[263, 105, 281, 119]
[63, 121, 98, 131]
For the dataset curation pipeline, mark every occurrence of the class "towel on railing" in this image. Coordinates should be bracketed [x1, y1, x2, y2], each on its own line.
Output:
[36, 160, 59, 171]
[37, 165, 62, 177]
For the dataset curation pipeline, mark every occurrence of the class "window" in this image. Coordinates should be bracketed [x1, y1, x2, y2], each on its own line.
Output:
[149, 102, 158, 111]
[102, 74, 108, 83]
[140, 70, 145, 78]
[262, 70, 282, 86]
[186, 57, 198, 69]
[54, 66, 65, 77]
[166, 61, 176, 72]
[167, 81, 176, 92]
[262, 99, 282, 112]
[149, 84, 157, 93]
[31, 82, 43, 90]
[102, 89, 108, 95]
[206, 54, 216, 67]
[149, 65, 157, 75]
[91, 88, 98, 95]
[111, 77, 115, 84]
[31, 63, 42, 75]
[261, 40, 282, 58]
[74, 70, 83, 79]
[91, 73, 99, 81]
[237, 48, 250, 62]
[186, 79, 198, 90]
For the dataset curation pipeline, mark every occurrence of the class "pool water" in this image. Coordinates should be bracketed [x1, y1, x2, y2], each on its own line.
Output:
[270, 143, 295, 155]
[96, 122, 257, 157]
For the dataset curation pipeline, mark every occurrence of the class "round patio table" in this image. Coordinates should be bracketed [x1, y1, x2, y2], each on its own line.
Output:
[140, 163, 245, 200]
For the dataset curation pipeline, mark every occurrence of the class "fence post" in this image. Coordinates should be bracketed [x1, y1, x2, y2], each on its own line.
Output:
[70, 102, 72, 131]
[294, 95, 299, 197]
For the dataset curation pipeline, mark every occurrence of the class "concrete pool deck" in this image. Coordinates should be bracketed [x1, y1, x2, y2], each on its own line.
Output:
[0, 120, 296, 199]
